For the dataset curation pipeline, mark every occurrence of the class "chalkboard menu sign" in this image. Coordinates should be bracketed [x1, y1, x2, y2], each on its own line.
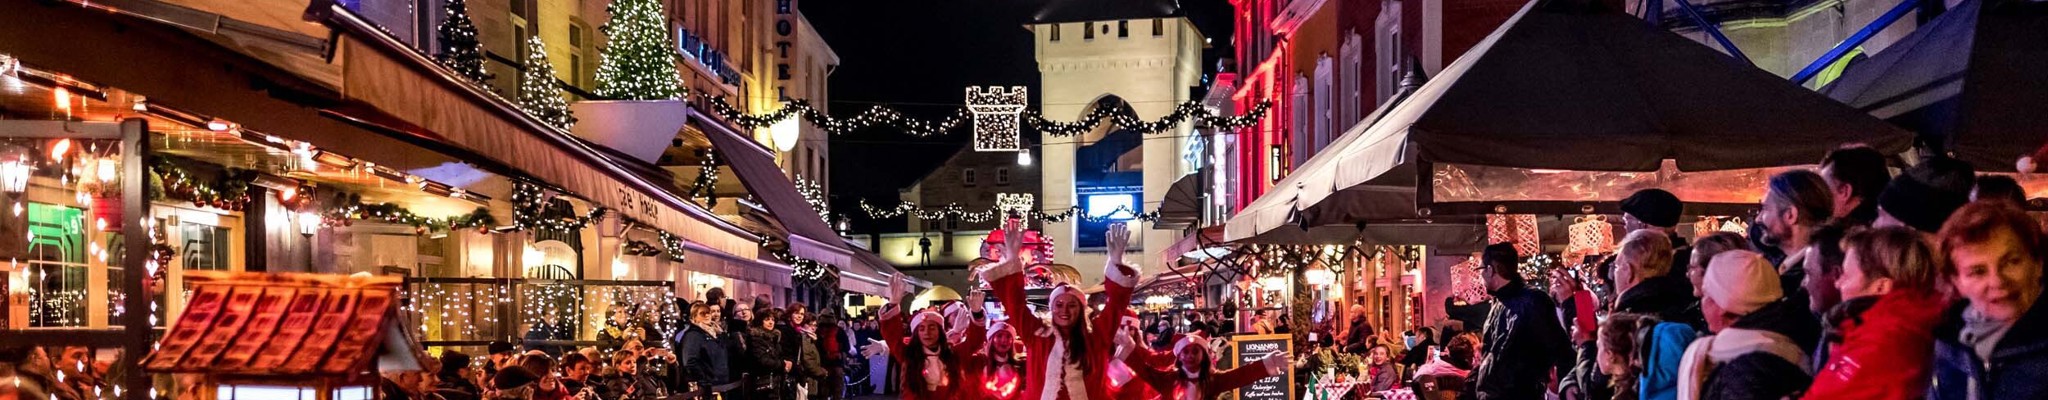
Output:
[1220, 334, 1291, 400]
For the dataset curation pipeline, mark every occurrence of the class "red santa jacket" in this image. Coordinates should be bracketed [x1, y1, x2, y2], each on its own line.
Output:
[989, 259, 1137, 400]
[1802, 289, 1948, 400]
[967, 342, 1026, 400]
[1120, 345, 1276, 400]
[884, 307, 987, 400]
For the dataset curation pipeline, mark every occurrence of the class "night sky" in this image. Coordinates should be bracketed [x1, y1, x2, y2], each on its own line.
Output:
[803, 0, 1234, 233]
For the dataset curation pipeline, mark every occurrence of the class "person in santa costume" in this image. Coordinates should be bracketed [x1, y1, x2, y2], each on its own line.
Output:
[1114, 332, 1290, 400]
[881, 277, 987, 400]
[982, 220, 1139, 400]
[969, 320, 1025, 400]
[1113, 316, 1165, 400]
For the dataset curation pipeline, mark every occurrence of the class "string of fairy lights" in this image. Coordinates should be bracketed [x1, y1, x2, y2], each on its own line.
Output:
[857, 199, 1163, 223]
[697, 92, 1274, 138]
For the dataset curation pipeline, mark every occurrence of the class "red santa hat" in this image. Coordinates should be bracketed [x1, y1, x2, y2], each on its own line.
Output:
[1049, 283, 1084, 305]
[988, 321, 1015, 340]
[1174, 333, 1212, 357]
[910, 309, 945, 334]
[2020, 143, 2048, 173]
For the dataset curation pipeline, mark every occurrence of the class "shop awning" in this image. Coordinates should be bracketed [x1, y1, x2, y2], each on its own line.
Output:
[683, 241, 794, 289]
[693, 112, 855, 267]
[1152, 167, 1208, 231]
[0, 0, 770, 258]
[1243, 0, 1912, 220]
[1223, 73, 1483, 245]
[842, 249, 899, 296]
[1821, 0, 2048, 172]
[1160, 225, 1228, 264]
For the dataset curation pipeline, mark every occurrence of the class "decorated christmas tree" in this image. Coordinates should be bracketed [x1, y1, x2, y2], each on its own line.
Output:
[593, 0, 684, 100]
[435, 0, 493, 84]
[518, 37, 576, 130]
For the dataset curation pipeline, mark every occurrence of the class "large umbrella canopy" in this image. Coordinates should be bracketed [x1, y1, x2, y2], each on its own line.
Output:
[1401, 0, 1912, 173]
[1822, 0, 2048, 172]
[1324, 0, 1908, 215]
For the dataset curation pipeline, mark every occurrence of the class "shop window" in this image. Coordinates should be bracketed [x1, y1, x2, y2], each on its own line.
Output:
[180, 222, 231, 271]
[26, 203, 86, 327]
[1376, 0, 1404, 103]
[963, 168, 978, 186]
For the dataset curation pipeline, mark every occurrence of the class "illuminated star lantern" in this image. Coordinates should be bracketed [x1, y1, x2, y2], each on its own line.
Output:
[967, 86, 1027, 152]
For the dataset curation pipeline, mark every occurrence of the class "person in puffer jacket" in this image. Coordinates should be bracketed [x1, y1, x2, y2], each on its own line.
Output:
[1804, 226, 1946, 400]
[1677, 251, 1812, 400]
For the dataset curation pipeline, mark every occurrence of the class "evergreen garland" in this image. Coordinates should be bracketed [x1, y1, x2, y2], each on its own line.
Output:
[518, 36, 577, 130]
[436, 0, 493, 84]
[593, 0, 684, 100]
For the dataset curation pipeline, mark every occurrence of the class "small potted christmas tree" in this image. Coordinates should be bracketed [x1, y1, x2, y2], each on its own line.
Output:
[568, 0, 690, 163]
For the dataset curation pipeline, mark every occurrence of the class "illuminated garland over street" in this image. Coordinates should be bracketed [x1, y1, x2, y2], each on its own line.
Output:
[699, 93, 1272, 137]
[858, 199, 1162, 223]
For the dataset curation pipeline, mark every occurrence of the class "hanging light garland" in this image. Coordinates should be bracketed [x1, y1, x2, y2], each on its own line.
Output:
[858, 199, 1161, 223]
[687, 150, 720, 207]
[511, 182, 607, 231]
[698, 92, 1272, 137]
[795, 175, 830, 223]
[655, 231, 687, 262]
[319, 192, 497, 232]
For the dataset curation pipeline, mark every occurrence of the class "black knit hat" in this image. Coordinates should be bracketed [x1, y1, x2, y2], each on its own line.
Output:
[493, 366, 541, 390]
[439, 351, 473, 376]
[1880, 158, 1975, 233]
[487, 341, 516, 356]
[1620, 189, 1683, 228]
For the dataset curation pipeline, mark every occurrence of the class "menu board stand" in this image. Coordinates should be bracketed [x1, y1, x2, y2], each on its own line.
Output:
[1220, 334, 1293, 400]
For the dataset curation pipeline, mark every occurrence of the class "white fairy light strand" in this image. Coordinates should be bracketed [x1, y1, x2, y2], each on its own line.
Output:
[700, 92, 1272, 137]
[857, 199, 1161, 223]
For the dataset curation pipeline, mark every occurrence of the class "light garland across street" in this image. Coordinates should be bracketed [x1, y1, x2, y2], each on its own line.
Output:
[857, 199, 1162, 223]
[698, 92, 1272, 137]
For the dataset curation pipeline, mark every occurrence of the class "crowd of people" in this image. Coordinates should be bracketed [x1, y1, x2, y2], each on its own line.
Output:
[1, 145, 2039, 400]
[367, 285, 874, 400]
[1444, 146, 2046, 400]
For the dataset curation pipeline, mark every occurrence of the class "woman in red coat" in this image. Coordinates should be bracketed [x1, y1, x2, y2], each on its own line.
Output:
[1115, 333, 1290, 400]
[985, 221, 1138, 400]
[882, 286, 986, 400]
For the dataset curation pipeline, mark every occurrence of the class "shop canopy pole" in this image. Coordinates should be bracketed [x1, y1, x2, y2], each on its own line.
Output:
[120, 117, 151, 400]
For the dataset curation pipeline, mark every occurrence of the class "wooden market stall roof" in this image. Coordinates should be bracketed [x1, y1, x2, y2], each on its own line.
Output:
[144, 272, 425, 379]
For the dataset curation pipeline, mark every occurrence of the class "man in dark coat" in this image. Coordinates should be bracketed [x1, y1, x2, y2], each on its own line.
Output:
[1612, 189, 1708, 329]
[1467, 243, 1572, 400]
[1344, 302, 1375, 354]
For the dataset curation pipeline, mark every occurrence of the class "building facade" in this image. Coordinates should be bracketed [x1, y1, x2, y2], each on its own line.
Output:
[1029, 1, 1208, 280]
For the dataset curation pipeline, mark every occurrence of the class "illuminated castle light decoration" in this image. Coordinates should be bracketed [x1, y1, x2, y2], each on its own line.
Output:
[967, 86, 1027, 152]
